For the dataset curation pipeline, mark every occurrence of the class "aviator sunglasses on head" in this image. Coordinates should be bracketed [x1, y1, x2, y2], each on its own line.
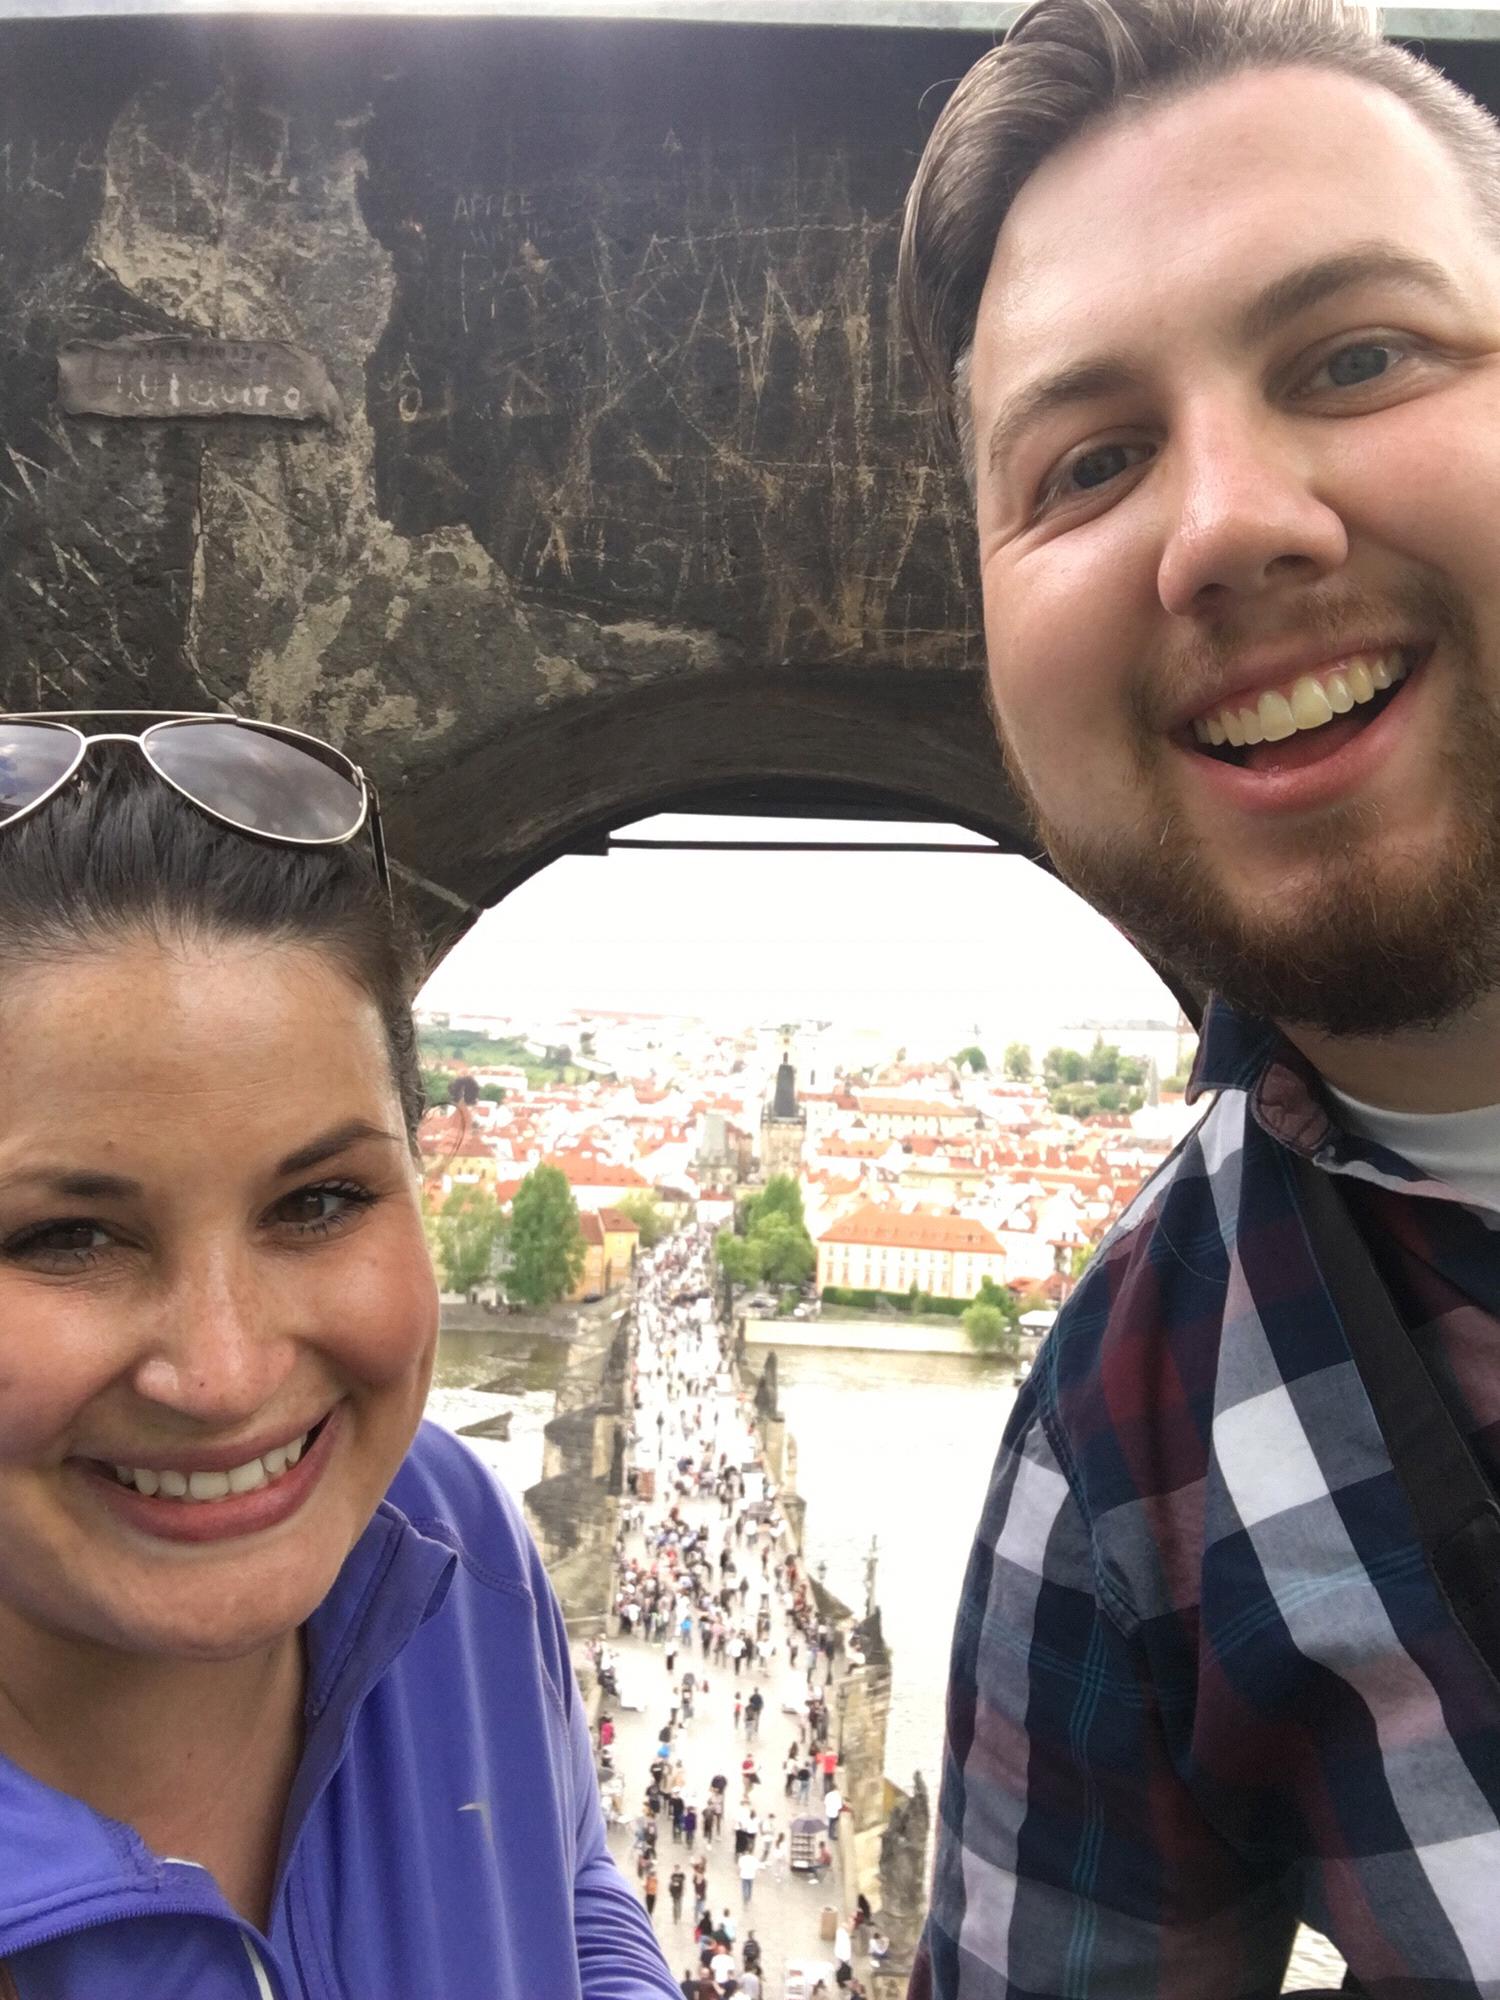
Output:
[0, 711, 390, 901]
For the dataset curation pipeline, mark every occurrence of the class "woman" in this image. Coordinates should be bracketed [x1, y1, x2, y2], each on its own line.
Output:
[0, 711, 678, 1997]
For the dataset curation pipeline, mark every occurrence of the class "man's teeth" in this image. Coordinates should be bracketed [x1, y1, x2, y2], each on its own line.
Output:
[1191, 648, 1409, 749]
[112, 1431, 308, 1501]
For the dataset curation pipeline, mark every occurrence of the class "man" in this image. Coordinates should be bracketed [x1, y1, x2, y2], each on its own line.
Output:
[738, 1845, 759, 1906]
[823, 1783, 842, 1847]
[896, 0, 1500, 1992]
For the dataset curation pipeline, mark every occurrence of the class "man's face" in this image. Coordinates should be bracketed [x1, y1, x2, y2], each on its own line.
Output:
[971, 65, 1500, 1034]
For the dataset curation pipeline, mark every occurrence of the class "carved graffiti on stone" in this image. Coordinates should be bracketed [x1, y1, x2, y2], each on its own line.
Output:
[57, 337, 342, 426]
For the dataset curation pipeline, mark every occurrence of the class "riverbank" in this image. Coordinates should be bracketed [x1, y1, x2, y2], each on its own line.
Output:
[744, 1313, 977, 1357]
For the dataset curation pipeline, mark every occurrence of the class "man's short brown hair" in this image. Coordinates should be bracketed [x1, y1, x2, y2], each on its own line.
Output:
[898, 0, 1500, 489]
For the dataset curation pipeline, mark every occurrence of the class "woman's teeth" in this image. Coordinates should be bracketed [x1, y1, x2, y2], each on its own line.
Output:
[1191, 647, 1410, 750]
[112, 1432, 308, 1501]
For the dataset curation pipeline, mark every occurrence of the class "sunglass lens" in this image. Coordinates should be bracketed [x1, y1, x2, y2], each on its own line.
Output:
[0, 724, 82, 826]
[147, 721, 363, 842]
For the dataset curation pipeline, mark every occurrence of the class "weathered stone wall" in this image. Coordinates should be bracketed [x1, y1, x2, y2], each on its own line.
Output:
[0, 10, 1023, 960]
[526, 1305, 630, 1635]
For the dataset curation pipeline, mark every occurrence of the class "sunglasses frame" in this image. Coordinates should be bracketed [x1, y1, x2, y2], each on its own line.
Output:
[0, 710, 391, 900]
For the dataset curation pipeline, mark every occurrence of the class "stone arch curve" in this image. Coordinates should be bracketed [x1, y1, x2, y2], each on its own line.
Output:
[386, 662, 1200, 1026]
[385, 662, 1034, 942]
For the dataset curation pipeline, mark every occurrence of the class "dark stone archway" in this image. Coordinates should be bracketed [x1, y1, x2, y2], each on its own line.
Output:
[383, 662, 1031, 929]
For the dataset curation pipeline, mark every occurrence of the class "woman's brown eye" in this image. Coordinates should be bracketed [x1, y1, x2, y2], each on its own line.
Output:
[276, 1182, 375, 1234]
[2, 1219, 110, 1265]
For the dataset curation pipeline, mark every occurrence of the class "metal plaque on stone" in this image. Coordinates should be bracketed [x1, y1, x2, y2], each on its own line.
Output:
[58, 336, 342, 426]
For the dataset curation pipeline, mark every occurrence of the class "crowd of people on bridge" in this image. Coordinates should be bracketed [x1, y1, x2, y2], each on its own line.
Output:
[583, 1228, 880, 1999]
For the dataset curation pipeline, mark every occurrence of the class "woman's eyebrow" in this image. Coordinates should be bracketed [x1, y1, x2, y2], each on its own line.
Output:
[275, 1120, 404, 1178]
[0, 1121, 402, 1200]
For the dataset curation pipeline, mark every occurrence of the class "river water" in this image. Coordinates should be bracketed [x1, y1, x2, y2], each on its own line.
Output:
[756, 1342, 1346, 1991]
[748, 1342, 1016, 1791]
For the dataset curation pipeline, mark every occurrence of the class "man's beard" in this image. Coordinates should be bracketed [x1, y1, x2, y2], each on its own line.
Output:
[998, 611, 1500, 1040]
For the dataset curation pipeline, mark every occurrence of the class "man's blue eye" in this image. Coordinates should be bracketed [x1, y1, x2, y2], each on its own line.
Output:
[1323, 342, 1397, 388]
[1070, 444, 1134, 491]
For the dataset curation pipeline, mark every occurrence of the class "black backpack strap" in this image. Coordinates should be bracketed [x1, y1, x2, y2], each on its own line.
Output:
[1291, 1148, 1500, 1676]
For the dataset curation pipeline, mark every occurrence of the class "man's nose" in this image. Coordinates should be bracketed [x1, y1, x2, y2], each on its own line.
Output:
[1155, 401, 1349, 616]
[129, 1248, 299, 1425]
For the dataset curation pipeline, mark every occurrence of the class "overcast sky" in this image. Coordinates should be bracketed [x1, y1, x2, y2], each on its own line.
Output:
[417, 813, 1183, 1047]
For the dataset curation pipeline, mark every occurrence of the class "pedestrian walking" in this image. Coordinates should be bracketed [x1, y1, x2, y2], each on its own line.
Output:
[737, 1848, 758, 1907]
[644, 1865, 659, 1918]
[825, 1783, 843, 1845]
[668, 1865, 685, 1922]
[745, 1689, 763, 1740]
[682, 1804, 698, 1850]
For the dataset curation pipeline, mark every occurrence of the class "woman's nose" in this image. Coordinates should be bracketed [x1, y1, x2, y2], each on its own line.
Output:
[128, 1251, 299, 1425]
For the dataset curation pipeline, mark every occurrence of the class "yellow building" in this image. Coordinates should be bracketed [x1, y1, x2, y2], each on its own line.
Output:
[817, 1203, 1006, 1300]
[570, 1206, 642, 1300]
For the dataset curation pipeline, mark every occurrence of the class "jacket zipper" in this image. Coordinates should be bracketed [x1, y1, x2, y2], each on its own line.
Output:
[243, 1934, 278, 1999]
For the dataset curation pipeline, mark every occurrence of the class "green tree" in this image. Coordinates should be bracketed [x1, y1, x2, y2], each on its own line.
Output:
[431, 1183, 508, 1296]
[1117, 1055, 1146, 1087]
[975, 1273, 1017, 1317]
[716, 1230, 764, 1296]
[1002, 1042, 1033, 1082]
[1086, 1036, 1121, 1085]
[421, 1067, 456, 1112]
[614, 1190, 666, 1249]
[740, 1174, 816, 1287]
[1044, 1046, 1089, 1086]
[756, 1213, 816, 1288]
[953, 1044, 988, 1073]
[479, 1083, 506, 1103]
[742, 1174, 806, 1233]
[506, 1165, 585, 1306]
[962, 1300, 1020, 1360]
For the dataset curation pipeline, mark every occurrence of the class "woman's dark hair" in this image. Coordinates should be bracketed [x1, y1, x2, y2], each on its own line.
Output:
[0, 747, 427, 1149]
[898, 0, 1500, 490]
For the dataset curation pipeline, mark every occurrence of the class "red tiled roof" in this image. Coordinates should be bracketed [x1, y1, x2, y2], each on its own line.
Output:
[546, 1154, 650, 1189]
[854, 1096, 971, 1118]
[819, 1203, 1003, 1254]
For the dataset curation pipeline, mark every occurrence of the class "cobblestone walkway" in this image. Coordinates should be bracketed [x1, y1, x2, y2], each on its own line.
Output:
[592, 1306, 859, 1995]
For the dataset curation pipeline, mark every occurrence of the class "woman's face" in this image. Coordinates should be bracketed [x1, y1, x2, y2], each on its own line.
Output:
[0, 934, 437, 1663]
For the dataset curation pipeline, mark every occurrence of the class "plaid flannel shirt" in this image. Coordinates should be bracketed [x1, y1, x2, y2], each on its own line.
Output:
[911, 998, 1500, 2000]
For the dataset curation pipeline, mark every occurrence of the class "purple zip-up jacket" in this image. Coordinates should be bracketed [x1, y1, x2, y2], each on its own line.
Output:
[0, 1421, 679, 1999]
